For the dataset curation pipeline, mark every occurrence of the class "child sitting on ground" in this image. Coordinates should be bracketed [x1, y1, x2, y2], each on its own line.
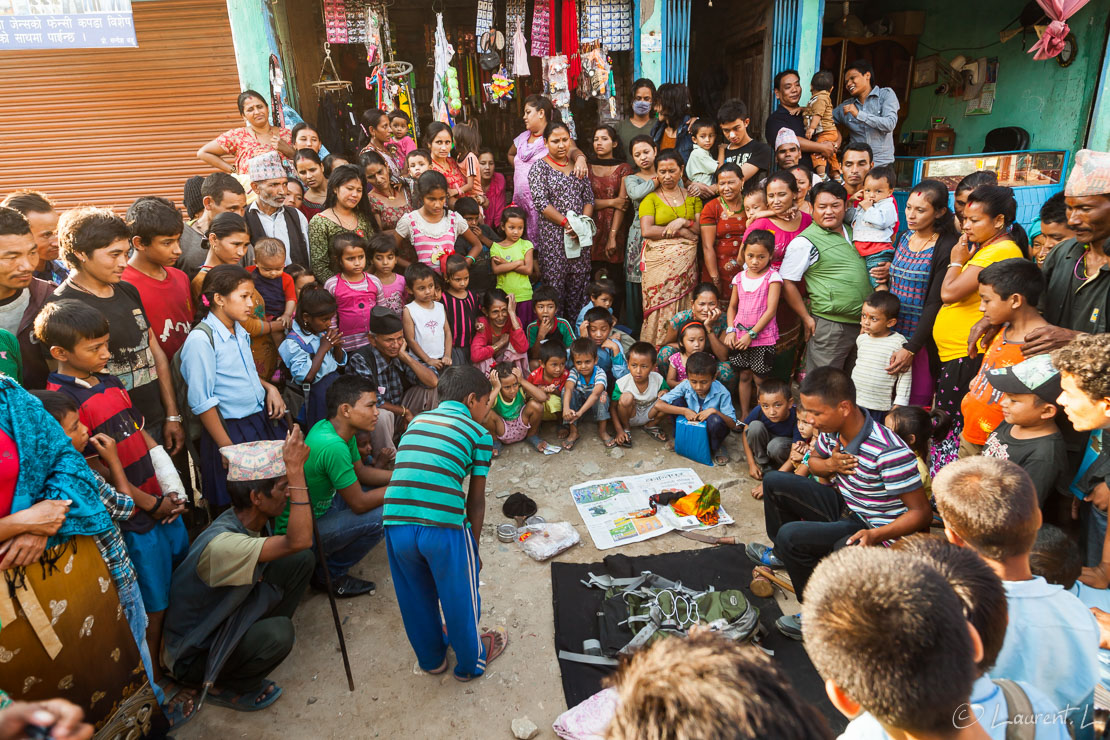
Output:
[933, 456, 1100, 729]
[852, 291, 911, 424]
[562, 337, 610, 451]
[402, 262, 452, 372]
[442, 254, 478, 367]
[325, 232, 379, 352]
[803, 70, 840, 177]
[483, 363, 548, 455]
[655, 351, 738, 466]
[278, 284, 347, 429]
[249, 238, 297, 336]
[982, 354, 1069, 506]
[684, 118, 722, 196]
[37, 300, 189, 679]
[960, 258, 1048, 456]
[725, 229, 781, 418]
[739, 378, 797, 482]
[666, 321, 708, 389]
[489, 206, 534, 325]
[471, 289, 529, 375]
[453, 196, 495, 296]
[752, 415, 820, 500]
[885, 405, 951, 504]
[613, 341, 666, 448]
[383, 365, 507, 681]
[575, 277, 619, 335]
[527, 285, 576, 369]
[804, 546, 996, 738]
[583, 306, 629, 391]
[528, 339, 569, 426]
[851, 165, 898, 290]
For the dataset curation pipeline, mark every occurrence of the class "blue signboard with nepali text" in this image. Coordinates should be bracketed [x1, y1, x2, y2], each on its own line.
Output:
[0, 0, 136, 50]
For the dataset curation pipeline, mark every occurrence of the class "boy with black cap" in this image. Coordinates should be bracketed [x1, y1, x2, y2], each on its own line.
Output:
[349, 306, 439, 452]
[983, 354, 1069, 506]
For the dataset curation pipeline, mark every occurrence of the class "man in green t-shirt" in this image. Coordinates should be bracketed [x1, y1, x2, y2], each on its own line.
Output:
[276, 375, 392, 598]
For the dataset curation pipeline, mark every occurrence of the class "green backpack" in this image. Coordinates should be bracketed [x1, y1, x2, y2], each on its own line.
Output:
[558, 571, 762, 666]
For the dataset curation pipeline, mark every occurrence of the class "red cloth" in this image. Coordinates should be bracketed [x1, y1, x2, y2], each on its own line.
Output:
[528, 366, 568, 392]
[0, 427, 17, 517]
[561, 0, 580, 89]
[121, 265, 194, 358]
[471, 318, 529, 363]
[484, 172, 508, 229]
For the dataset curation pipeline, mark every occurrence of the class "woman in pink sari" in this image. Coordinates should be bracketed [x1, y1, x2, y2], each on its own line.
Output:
[742, 171, 812, 377]
[508, 95, 587, 241]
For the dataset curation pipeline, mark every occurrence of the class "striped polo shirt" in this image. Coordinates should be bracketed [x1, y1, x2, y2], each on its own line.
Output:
[814, 416, 921, 528]
[383, 400, 493, 529]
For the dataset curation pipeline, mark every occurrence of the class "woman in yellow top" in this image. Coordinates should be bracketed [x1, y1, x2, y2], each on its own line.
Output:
[931, 184, 1026, 468]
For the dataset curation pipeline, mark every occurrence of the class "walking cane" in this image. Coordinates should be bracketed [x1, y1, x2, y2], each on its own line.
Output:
[287, 412, 355, 691]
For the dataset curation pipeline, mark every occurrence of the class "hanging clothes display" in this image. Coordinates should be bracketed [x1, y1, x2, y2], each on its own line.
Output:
[543, 55, 574, 138]
[505, 0, 527, 70]
[560, 0, 581, 91]
[581, 0, 633, 51]
[432, 13, 457, 123]
[531, 0, 552, 56]
[511, 18, 530, 77]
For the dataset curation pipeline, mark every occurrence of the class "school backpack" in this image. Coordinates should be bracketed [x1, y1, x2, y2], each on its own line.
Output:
[170, 322, 217, 460]
[557, 571, 761, 666]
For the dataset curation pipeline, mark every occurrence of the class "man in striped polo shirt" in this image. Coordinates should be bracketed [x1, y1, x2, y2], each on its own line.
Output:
[746, 366, 931, 640]
[383, 365, 508, 681]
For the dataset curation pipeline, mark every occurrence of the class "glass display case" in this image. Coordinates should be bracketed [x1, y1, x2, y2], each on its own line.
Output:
[892, 150, 1068, 229]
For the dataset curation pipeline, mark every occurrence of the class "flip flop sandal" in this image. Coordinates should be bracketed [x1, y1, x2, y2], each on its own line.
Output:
[713, 453, 730, 466]
[644, 426, 668, 442]
[563, 437, 578, 450]
[617, 435, 633, 449]
[206, 680, 283, 712]
[491, 439, 503, 458]
[526, 435, 547, 453]
[426, 657, 449, 675]
[456, 626, 509, 682]
[158, 680, 198, 729]
[601, 436, 618, 449]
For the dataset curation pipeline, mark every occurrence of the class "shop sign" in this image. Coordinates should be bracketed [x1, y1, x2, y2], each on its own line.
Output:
[0, 0, 136, 50]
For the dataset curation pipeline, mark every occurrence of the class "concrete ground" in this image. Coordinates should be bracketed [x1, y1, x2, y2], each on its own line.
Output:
[175, 428, 796, 740]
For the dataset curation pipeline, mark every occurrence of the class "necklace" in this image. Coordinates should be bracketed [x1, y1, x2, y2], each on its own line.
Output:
[658, 187, 686, 210]
[330, 208, 357, 230]
[720, 196, 742, 219]
[545, 154, 570, 168]
[908, 231, 938, 251]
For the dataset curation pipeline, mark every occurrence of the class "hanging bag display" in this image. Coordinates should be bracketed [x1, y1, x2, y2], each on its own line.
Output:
[479, 31, 502, 71]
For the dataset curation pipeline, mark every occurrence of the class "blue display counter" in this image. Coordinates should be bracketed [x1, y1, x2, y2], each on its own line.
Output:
[892, 150, 1068, 231]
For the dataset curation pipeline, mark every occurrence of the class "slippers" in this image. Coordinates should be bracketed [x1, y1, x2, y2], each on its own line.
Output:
[601, 435, 618, 449]
[491, 439, 503, 458]
[713, 453, 730, 466]
[456, 626, 509, 682]
[158, 679, 198, 729]
[526, 435, 547, 453]
[206, 679, 282, 712]
[426, 657, 449, 675]
[644, 425, 668, 443]
[563, 436, 579, 451]
[616, 434, 633, 449]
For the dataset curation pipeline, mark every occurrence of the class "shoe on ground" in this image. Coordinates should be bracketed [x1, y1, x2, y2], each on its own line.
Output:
[745, 542, 784, 569]
[776, 613, 803, 640]
[312, 574, 376, 598]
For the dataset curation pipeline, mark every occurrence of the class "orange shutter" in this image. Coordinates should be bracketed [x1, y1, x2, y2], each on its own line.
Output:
[0, 0, 243, 212]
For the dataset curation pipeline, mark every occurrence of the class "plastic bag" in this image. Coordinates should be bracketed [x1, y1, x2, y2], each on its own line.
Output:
[674, 417, 712, 466]
[517, 521, 580, 561]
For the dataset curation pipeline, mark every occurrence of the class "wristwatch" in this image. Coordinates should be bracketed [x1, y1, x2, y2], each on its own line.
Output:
[725, 327, 737, 335]
[747, 328, 759, 340]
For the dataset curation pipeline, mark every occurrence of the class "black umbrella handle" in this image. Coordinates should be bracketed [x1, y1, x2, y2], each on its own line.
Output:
[312, 511, 356, 692]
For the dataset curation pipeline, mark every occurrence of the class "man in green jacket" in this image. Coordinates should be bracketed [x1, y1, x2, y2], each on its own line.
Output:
[779, 180, 874, 372]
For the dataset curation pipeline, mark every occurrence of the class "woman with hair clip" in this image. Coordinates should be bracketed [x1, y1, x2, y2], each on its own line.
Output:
[931, 184, 1024, 470]
[199, 90, 294, 175]
[308, 164, 376, 283]
[886, 179, 960, 407]
[358, 108, 403, 182]
[361, 149, 413, 235]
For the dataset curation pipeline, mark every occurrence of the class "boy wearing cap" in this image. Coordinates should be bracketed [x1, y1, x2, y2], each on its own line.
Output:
[163, 428, 314, 712]
[983, 354, 1068, 506]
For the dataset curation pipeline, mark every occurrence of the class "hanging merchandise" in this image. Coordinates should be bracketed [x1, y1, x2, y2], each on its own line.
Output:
[479, 29, 504, 72]
[580, 42, 611, 99]
[490, 70, 515, 101]
[505, 0, 526, 70]
[531, 0, 552, 56]
[560, 0, 581, 90]
[543, 55, 575, 138]
[432, 13, 461, 122]
[269, 54, 286, 129]
[323, 0, 371, 44]
[475, 0, 495, 38]
[581, 0, 633, 51]
[511, 18, 530, 77]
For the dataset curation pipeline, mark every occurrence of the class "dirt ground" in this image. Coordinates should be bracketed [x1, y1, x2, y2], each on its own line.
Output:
[175, 429, 795, 740]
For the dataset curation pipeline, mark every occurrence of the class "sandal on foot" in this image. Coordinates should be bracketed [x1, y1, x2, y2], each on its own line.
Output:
[563, 436, 579, 451]
[617, 434, 633, 449]
[455, 626, 509, 682]
[426, 657, 449, 675]
[158, 679, 198, 729]
[644, 426, 668, 443]
[713, 453, 730, 466]
[206, 679, 282, 712]
[526, 435, 548, 453]
[557, 425, 570, 440]
[491, 439, 502, 458]
[601, 435, 618, 449]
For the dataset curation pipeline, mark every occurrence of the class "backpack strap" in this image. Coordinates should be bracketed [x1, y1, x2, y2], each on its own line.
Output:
[992, 678, 1037, 740]
[285, 330, 317, 394]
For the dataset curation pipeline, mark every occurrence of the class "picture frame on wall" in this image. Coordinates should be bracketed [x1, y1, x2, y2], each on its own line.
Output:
[913, 55, 939, 88]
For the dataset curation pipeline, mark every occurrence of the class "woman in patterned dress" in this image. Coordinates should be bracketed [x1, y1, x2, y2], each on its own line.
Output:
[362, 150, 413, 236]
[588, 124, 633, 307]
[528, 121, 596, 320]
[198, 90, 294, 175]
[308, 164, 376, 283]
[699, 162, 748, 294]
[358, 108, 403, 183]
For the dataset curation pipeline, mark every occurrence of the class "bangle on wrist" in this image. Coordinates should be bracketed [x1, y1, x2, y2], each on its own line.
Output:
[165, 415, 183, 423]
[287, 485, 308, 490]
[290, 500, 310, 506]
[948, 262, 964, 269]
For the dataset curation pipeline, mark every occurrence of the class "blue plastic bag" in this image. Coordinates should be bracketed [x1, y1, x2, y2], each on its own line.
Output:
[674, 416, 713, 466]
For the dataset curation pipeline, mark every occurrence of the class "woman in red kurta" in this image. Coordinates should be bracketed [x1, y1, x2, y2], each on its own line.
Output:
[471, 290, 529, 375]
[588, 124, 634, 295]
[699, 162, 748, 292]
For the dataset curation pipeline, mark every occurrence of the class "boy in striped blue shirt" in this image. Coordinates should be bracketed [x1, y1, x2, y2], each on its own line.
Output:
[383, 365, 507, 681]
[746, 366, 931, 640]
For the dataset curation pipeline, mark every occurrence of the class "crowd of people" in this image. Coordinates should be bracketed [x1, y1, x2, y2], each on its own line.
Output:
[4, 56, 1110, 738]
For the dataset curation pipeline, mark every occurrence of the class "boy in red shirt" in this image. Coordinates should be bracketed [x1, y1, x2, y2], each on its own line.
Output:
[527, 339, 569, 423]
[122, 196, 194, 358]
[959, 259, 1048, 456]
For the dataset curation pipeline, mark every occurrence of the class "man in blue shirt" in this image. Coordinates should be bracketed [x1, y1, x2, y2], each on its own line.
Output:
[832, 60, 900, 166]
[654, 351, 737, 466]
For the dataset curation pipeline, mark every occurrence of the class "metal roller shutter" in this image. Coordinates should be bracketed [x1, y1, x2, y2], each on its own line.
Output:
[0, 0, 242, 211]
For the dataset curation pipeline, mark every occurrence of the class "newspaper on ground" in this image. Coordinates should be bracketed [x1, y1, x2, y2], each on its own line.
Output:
[570, 467, 733, 550]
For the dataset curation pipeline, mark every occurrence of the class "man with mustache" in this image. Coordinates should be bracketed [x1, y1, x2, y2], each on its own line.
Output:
[0, 206, 52, 388]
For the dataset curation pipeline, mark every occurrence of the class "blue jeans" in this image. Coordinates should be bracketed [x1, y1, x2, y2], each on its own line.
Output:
[569, 382, 610, 420]
[1088, 502, 1107, 567]
[119, 580, 165, 706]
[314, 495, 385, 580]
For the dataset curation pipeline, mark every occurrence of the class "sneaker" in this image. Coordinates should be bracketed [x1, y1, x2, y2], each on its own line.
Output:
[312, 574, 377, 598]
[776, 613, 803, 640]
[745, 542, 785, 569]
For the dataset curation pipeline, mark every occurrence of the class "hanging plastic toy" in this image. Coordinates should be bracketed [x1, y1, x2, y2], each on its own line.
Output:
[490, 69, 515, 101]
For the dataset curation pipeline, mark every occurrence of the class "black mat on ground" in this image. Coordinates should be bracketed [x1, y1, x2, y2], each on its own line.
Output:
[550, 544, 846, 732]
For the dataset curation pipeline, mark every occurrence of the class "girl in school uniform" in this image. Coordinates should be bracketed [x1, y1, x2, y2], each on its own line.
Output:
[278, 283, 346, 430]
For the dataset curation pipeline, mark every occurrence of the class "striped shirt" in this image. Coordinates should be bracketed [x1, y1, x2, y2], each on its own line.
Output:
[851, 333, 911, 411]
[443, 289, 479, 349]
[814, 417, 921, 527]
[383, 400, 493, 528]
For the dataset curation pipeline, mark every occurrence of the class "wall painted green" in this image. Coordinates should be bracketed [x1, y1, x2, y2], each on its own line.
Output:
[639, 0, 662, 82]
[225, 0, 279, 94]
[796, 0, 825, 99]
[880, 0, 1108, 155]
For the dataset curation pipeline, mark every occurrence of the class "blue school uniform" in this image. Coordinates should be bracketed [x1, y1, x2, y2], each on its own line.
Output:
[662, 379, 735, 453]
[278, 321, 347, 429]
